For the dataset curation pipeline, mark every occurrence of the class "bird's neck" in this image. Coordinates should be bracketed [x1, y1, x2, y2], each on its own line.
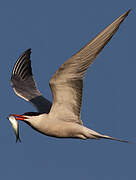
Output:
[25, 113, 48, 126]
[24, 113, 49, 135]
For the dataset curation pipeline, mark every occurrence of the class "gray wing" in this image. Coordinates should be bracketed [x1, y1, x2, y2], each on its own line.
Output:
[11, 49, 52, 113]
[49, 10, 130, 124]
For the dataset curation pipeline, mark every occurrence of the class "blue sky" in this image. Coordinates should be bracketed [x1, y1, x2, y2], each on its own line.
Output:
[0, 0, 136, 179]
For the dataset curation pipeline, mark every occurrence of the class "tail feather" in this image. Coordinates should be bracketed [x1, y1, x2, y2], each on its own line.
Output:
[98, 134, 131, 143]
[85, 127, 130, 143]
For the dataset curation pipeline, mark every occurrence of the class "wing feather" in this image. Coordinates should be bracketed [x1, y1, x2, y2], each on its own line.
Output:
[11, 49, 52, 113]
[49, 10, 130, 124]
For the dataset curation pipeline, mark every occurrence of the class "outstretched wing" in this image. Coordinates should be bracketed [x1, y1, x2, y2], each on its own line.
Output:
[49, 10, 130, 124]
[11, 49, 52, 113]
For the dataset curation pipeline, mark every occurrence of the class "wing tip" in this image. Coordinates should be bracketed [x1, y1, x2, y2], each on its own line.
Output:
[115, 9, 131, 25]
[113, 9, 131, 28]
[11, 48, 32, 78]
[25, 48, 31, 53]
[23, 48, 32, 57]
[123, 9, 131, 17]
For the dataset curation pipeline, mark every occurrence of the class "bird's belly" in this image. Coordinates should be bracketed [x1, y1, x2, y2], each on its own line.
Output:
[36, 120, 83, 138]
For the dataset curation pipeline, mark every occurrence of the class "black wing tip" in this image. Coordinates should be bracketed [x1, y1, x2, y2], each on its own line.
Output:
[11, 48, 33, 79]
[22, 48, 32, 58]
[25, 48, 31, 54]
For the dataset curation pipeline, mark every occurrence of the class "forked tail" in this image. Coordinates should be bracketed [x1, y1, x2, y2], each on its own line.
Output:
[85, 127, 130, 143]
[97, 134, 131, 143]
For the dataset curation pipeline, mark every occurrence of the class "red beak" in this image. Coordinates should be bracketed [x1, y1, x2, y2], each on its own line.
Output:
[10, 114, 28, 121]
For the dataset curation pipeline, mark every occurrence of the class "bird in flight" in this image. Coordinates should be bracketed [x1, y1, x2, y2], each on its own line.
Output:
[9, 10, 131, 143]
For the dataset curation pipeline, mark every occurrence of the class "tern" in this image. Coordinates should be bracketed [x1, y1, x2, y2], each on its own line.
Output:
[9, 10, 130, 142]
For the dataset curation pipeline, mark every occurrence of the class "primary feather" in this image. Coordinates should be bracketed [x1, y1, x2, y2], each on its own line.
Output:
[11, 49, 52, 113]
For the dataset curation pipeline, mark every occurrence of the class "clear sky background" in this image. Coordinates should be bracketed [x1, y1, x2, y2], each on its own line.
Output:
[0, 0, 136, 179]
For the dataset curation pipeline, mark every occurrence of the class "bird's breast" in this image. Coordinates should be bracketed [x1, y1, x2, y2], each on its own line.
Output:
[31, 119, 83, 138]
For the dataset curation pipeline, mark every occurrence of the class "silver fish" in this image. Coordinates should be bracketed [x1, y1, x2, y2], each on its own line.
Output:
[8, 115, 21, 142]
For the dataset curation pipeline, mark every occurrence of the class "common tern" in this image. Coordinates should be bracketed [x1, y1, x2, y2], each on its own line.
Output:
[9, 10, 131, 143]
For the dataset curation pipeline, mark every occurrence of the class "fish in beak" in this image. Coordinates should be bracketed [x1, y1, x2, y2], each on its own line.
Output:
[8, 115, 21, 142]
